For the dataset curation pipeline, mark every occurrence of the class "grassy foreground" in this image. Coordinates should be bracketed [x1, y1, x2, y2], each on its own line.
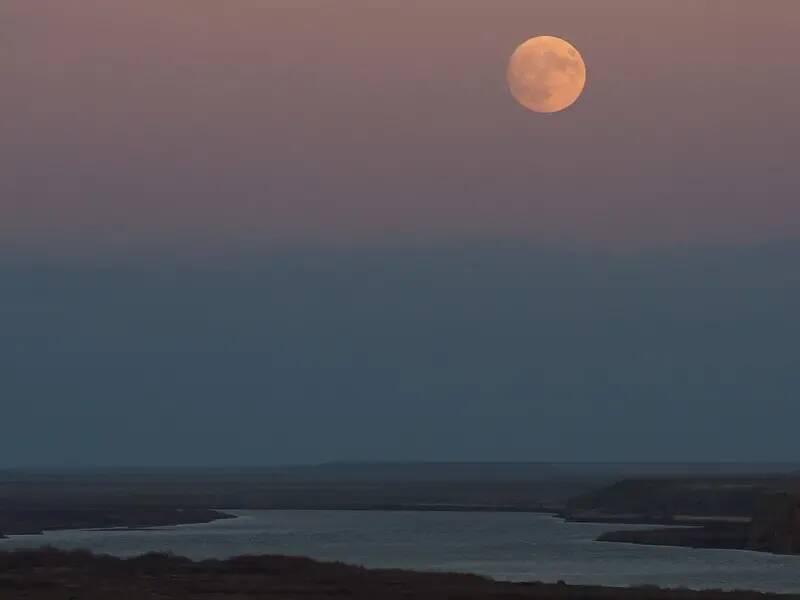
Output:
[0, 548, 796, 600]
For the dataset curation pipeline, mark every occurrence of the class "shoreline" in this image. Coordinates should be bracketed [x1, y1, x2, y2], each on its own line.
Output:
[0, 504, 787, 557]
[558, 511, 772, 555]
[0, 508, 236, 539]
[0, 505, 560, 543]
[1, 548, 799, 599]
[597, 524, 750, 552]
[0, 505, 558, 540]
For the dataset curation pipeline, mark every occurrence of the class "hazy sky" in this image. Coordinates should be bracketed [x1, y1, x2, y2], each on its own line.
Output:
[3, 242, 799, 466]
[2, 2, 800, 465]
[4, 0, 800, 250]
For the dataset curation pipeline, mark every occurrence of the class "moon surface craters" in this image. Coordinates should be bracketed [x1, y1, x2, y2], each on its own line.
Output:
[507, 36, 587, 114]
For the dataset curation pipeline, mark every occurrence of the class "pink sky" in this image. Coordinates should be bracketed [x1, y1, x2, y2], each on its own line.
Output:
[3, 0, 800, 253]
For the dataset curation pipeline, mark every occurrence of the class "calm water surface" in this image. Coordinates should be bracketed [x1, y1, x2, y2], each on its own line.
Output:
[3, 511, 800, 593]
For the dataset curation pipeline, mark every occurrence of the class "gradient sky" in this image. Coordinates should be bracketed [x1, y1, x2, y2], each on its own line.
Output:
[3, 0, 800, 251]
[2, 2, 800, 465]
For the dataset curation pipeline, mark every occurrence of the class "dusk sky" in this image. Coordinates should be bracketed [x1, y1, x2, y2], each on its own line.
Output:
[4, 0, 800, 250]
[2, 1, 799, 466]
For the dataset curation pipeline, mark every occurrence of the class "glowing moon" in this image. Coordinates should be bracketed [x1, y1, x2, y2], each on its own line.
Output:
[507, 36, 587, 114]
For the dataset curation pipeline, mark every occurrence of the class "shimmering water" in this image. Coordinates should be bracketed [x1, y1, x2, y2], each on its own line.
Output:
[3, 510, 800, 593]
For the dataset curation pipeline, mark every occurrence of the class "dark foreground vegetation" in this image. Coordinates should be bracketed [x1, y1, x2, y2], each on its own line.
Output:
[1, 548, 797, 600]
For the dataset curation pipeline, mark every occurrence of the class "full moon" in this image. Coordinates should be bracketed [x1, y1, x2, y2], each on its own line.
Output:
[507, 36, 587, 114]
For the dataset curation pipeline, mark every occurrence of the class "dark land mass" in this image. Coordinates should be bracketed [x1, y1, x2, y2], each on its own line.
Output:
[4, 463, 798, 516]
[0, 508, 234, 539]
[0, 464, 604, 513]
[564, 476, 800, 554]
[564, 476, 800, 520]
[598, 524, 750, 551]
[1, 548, 798, 600]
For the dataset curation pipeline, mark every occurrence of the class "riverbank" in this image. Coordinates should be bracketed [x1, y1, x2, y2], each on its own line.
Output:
[1, 548, 797, 600]
[597, 524, 750, 551]
[0, 507, 235, 538]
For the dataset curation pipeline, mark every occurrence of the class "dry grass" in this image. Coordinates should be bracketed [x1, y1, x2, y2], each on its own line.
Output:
[0, 548, 795, 600]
